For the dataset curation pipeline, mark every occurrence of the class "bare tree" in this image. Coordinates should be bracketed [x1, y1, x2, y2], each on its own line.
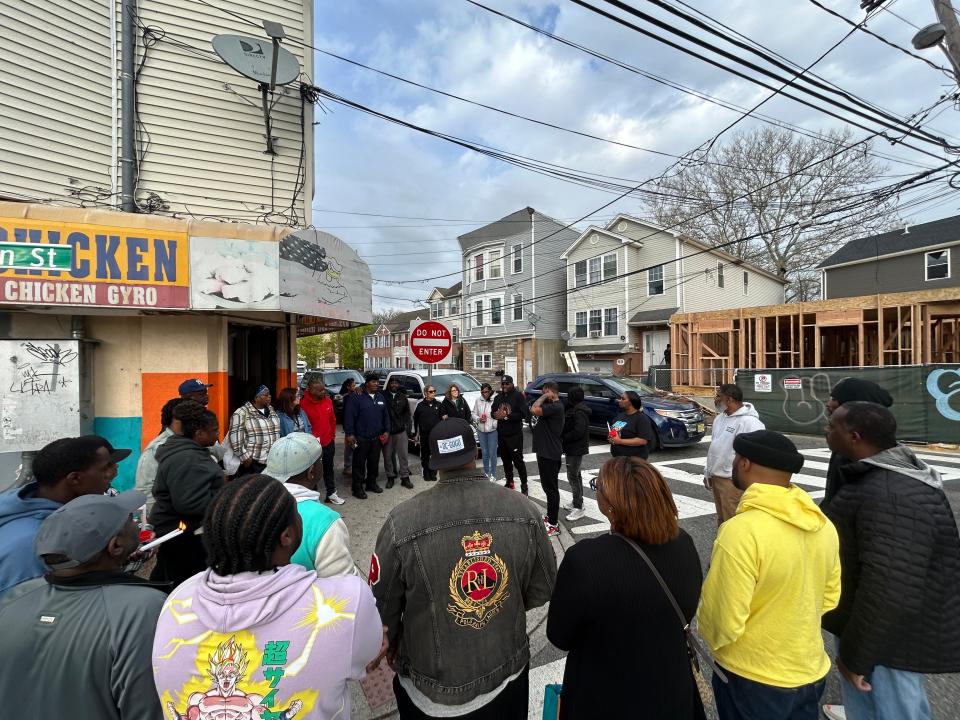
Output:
[644, 127, 900, 301]
[373, 308, 403, 325]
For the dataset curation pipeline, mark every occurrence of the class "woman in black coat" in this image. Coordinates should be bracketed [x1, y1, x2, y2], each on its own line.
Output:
[440, 383, 472, 423]
[149, 400, 224, 586]
[547, 456, 705, 719]
[413, 385, 444, 481]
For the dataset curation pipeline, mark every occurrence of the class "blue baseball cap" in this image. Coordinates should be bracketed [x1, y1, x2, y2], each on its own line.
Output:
[179, 378, 213, 395]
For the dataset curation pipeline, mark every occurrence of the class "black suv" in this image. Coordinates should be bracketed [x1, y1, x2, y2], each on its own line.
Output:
[524, 373, 705, 450]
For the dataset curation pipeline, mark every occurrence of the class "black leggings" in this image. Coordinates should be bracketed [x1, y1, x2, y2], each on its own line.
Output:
[498, 432, 527, 484]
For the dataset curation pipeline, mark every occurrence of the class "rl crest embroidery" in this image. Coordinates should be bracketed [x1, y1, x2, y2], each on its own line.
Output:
[447, 531, 510, 630]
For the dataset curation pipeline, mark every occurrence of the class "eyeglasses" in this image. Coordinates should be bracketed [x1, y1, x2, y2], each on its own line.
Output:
[426, 389, 436, 394]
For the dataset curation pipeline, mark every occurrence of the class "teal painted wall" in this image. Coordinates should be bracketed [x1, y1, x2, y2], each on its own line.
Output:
[93, 416, 142, 492]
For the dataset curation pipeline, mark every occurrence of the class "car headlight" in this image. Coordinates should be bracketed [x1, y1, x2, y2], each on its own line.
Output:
[654, 409, 684, 418]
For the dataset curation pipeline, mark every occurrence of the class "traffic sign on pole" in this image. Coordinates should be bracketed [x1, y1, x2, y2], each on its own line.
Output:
[409, 319, 453, 366]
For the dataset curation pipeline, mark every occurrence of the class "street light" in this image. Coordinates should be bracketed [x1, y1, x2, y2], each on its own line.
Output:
[912, 23, 960, 81]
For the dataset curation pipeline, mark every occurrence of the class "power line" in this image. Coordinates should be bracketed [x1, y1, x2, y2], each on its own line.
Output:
[572, 0, 956, 150]
[807, 0, 954, 75]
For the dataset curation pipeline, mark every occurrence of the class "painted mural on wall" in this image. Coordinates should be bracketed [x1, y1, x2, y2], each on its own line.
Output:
[0, 215, 189, 308]
[278, 228, 373, 324]
[738, 366, 960, 444]
[190, 237, 281, 310]
[0, 340, 81, 451]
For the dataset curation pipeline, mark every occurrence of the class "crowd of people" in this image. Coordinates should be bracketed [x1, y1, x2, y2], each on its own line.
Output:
[0, 374, 958, 720]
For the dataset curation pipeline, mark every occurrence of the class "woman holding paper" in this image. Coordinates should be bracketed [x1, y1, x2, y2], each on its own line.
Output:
[149, 400, 224, 585]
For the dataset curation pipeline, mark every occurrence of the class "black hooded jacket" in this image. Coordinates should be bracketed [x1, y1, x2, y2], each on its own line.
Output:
[149, 435, 224, 534]
[561, 402, 592, 456]
[822, 451, 960, 675]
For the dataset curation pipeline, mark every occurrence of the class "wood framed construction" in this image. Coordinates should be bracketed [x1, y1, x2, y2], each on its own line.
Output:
[669, 287, 960, 394]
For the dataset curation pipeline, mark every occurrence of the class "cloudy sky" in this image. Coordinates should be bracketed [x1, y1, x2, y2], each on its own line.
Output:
[309, 0, 959, 311]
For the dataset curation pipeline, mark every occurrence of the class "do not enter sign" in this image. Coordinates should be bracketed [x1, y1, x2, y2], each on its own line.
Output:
[409, 320, 453, 364]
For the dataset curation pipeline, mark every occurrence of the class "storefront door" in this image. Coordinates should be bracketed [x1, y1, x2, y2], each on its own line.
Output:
[228, 324, 279, 415]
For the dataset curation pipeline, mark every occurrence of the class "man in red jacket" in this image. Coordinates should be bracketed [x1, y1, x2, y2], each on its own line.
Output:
[299, 378, 344, 505]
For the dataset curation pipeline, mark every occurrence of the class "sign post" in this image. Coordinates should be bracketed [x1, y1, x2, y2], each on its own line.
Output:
[409, 320, 453, 388]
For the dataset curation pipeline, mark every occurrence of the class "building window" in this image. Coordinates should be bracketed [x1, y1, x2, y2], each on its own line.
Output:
[575, 311, 587, 338]
[490, 298, 502, 325]
[452, 326, 459, 343]
[489, 250, 503, 279]
[431, 301, 444, 319]
[574, 260, 587, 287]
[512, 243, 522, 274]
[648, 265, 664, 295]
[588, 257, 601, 284]
[449, 299, 459, 315]
[512, 293, 523, 321]
[717, 261, 725, 288]
[603, 253, 617, 281]
[743, 271, 749, 295]
[589, 309, 602, 336]
[604, 308, 618, 336]
[926, 249, 950, 280]
[474, 254, 484, 282]
[474, 300, 484, 327]
[474, 353, 493, 369]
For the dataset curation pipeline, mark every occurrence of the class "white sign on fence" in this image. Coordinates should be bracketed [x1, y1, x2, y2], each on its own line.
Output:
[754, 373, 773, 393]
[0, 340, 82, 451]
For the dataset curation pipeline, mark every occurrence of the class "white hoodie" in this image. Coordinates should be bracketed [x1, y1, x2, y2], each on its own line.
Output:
[704, 403, 765, 479]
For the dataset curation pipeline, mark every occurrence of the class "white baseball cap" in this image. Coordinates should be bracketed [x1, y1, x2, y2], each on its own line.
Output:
[264, 433, 323, 483]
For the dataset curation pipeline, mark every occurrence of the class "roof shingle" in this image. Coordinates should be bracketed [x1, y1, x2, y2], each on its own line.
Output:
[818, 215, 960, 268]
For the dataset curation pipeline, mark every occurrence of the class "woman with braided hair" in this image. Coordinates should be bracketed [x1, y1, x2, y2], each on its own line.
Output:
[152, 475, 384, 720]
[149, 400, 223, 585]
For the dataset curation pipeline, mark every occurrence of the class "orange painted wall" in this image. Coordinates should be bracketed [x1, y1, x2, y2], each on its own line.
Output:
[277, 368, 296, 394]
[140, 371, 229, 449]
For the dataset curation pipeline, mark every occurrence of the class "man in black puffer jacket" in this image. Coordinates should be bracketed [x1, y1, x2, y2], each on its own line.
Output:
[824, 401, 960, 720]
[561, 387, 591, 522]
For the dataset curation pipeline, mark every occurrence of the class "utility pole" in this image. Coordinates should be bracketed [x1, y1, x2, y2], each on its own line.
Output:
[932, 0, 960, 81]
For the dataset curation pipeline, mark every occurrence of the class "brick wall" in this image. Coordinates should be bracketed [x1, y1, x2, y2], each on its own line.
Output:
[464, 337, 520, 384]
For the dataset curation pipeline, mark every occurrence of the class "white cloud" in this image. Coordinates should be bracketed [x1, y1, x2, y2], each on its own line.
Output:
[311, 0, 956, 310]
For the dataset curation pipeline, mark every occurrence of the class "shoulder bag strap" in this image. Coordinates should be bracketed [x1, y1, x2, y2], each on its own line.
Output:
[614, 532, 728, 683]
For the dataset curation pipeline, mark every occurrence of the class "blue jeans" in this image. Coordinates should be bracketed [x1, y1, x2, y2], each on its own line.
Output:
[713, 667, 825, 720]
[478, 431, 498, 477]
[840, 665, 931, 720]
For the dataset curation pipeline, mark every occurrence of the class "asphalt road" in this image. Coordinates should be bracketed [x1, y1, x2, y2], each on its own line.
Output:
[338, 427, 960, 720]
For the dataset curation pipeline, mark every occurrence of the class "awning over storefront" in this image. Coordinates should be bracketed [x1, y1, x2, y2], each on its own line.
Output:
[0, 204, 373, 328]
[628, 307, 678, 326]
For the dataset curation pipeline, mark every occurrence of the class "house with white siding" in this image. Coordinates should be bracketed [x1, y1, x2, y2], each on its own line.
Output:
[562, 214, 786, 375]
[459, 208, 579, 386]
[2, 0, 313, 222]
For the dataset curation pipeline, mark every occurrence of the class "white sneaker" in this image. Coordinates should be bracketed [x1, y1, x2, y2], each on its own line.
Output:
[488, 474, 497, 482]
[563, 502, 575, 511]
[566, 507, 586, 521]
[325, 492, 345, 505]
[822, 705, 845, 720]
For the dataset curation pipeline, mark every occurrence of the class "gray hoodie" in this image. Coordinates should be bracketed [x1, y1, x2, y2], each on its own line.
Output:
[861, 445, 943, 490]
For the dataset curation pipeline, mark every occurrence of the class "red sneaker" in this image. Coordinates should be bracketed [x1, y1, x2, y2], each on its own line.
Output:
[543, 517, 561, 537]
[505, 480, 515, 490]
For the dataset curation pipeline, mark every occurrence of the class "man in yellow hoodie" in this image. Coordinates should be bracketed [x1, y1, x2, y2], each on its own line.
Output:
[698, 429, 841, 720]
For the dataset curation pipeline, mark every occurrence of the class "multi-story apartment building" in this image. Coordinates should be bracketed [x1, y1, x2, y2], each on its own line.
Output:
[459, 207, 579, 386]
[563, 214, 786, 375]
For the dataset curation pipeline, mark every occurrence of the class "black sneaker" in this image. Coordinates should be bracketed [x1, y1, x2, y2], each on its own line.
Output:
[366, 482, 384, 494]
[401, 477, 414, 489]
[385, 478, 395, 489]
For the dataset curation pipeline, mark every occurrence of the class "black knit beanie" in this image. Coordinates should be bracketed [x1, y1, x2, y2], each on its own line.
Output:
[830, 378, 893, 408]
[733, 430, 805, 474]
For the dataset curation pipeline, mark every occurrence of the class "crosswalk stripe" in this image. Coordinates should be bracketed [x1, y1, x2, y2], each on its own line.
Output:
[655, 460, 827, 489]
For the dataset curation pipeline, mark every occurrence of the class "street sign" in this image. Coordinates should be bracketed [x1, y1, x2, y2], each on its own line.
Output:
[409, 320, 453, 365]
[0, 242, 72, 270]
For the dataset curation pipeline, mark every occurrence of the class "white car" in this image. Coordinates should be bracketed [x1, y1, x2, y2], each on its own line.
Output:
[384, 369, 484, 448]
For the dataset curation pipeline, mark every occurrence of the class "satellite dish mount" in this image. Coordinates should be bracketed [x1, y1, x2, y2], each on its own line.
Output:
[212, 21, 301, 155]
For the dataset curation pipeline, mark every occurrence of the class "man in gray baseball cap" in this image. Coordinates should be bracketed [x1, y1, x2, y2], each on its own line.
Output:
[0, 490, 168, 719]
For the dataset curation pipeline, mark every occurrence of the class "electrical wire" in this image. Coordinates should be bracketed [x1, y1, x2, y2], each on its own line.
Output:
[571, 0, 956, 150]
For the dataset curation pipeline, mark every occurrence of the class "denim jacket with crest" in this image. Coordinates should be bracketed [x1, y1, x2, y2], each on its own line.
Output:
[371, 469, 557, 706]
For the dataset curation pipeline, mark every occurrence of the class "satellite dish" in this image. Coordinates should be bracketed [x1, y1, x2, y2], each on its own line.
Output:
[560, 330, 572, 340]
[213, 34, 300, 86]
